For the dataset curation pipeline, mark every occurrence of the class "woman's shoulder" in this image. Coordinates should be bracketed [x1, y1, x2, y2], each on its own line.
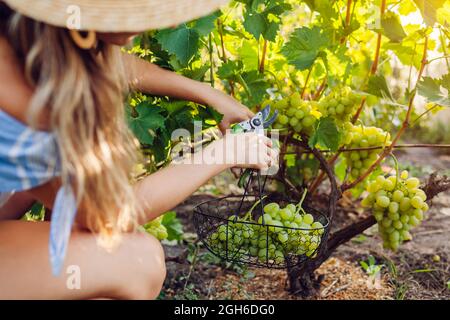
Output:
[0, 36, 46, 129]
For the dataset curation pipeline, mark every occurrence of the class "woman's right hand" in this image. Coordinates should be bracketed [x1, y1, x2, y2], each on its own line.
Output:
[204, 132, 278, 171]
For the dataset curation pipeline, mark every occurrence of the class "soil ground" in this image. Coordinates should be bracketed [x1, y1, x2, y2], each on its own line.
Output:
[160, 147, 450, 300]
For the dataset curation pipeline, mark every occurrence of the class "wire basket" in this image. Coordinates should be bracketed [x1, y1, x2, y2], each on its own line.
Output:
[193, 192, 330, 269]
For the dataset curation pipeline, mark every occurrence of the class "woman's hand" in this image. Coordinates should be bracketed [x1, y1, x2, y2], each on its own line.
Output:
[203, 89, 254, 133]
[205, 132, 278, 170]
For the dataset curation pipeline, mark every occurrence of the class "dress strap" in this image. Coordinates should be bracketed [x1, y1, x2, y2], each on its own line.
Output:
[49, 184, 77, 276]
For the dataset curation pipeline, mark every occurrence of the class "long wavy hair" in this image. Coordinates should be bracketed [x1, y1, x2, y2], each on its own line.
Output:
[0, 3, 141, 247]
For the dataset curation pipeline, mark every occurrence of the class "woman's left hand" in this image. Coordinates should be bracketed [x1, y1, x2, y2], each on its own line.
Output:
[205, 89, 254, 133]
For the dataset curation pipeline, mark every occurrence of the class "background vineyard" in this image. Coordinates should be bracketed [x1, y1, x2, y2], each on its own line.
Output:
[126, 0, 450, 299]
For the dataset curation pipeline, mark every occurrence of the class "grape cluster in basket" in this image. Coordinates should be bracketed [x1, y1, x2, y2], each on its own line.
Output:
[208, 196, 326, 264]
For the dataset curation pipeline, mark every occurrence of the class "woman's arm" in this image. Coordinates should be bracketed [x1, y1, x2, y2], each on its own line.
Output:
[27, 133, 276, 227]
[134, 133, 275, 222]
[123, 53, 254, 132]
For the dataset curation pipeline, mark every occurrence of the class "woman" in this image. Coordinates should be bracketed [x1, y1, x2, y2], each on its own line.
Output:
[0, 0, 277, 299]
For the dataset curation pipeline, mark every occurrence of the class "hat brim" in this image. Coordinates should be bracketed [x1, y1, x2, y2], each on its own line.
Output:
[4, 0, 229, 32]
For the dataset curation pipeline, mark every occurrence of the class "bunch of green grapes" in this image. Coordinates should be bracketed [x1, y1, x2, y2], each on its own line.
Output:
[361, 171, 429, 251]
[317, 86, 361, 124]
[143, 216, 168, 241]
[343, 124, 391, 181]
[208, 199, 325, 264]
[272, 92, 318, 135]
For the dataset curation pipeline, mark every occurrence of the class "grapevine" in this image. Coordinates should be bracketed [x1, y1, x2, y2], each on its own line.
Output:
[126, 0, 450, 296]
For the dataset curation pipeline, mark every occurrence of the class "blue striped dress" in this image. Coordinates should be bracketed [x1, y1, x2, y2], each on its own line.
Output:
[0, 108, 77, 276]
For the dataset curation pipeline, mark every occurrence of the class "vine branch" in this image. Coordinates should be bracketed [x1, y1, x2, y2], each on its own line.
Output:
[217, 19, 236, 96]
[341, 36, 428, 192]
[259, 39, 268, 73]
[352, 0, 386, 123]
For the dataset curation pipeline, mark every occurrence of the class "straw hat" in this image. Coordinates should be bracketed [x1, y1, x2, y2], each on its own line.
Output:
[3, 0, 229, 32]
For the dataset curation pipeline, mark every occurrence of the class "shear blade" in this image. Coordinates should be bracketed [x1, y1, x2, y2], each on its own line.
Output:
[263, 110, 278, 128]
[260, 105, 271, 121]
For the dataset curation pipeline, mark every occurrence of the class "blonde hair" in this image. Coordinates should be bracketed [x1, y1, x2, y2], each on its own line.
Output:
[2, 7, 141, 246]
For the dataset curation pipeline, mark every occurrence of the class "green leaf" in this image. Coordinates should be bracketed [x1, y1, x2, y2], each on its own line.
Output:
[155, 25, 200, 65]
[384, 43, 420, 68]
[182, 65, 210, 81]
[399, 0, 418, 16]
[243, 12, 280, 42]
[381, 12, 407, 43]
[281, 26, 329, 70]
[197, 106, 224, 127]
[160, 100, 188, 115]
[217, 60, 243, 80]
[243, 11, 267, 39]
[239, 41, 259, 70]
[360, 261, 369, 271]
[417, 76, 450, 107]
[413, 0, 446, 26]
[161, 211, 184, 241]
[334, 157, 347, 182]
[367, 74, 394, 101]
[28, 202, 44, 220]
[303, 0, 338, 19]
[240, 70, 270, 104]
[440, 73, 450, 91]
[191, 11, 220, 36]
[309, 117, 340, 151]
[127, 102, 166, 145]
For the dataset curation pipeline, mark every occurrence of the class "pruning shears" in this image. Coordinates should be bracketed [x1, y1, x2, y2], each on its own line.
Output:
[231, 105, 278, 188]
[231, 105, 278, 134]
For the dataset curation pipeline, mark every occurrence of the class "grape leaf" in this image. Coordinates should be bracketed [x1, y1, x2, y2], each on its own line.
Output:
[367, 74, 394, 101]
[281, 26, 329, 70]
[197, 106, 224, 128]
[334, 157, 347, 183]
[308, 117, 340, 152]
[161, 211, 184, 242]
[303, 0, 338, 19]
[413, 0, 446, 26]
[381, 13, 407, 43]
[440, 73, 450, 91]
[243, 12, 267, 39]
[399, 0, 418, 16]
[241, 0, 290, 41]
[182, 65, 210, 81]
[239, 41, 259, 70]
[156, 25, 200, 65]
[191, 11, 220, 36]
[127, 102, 166, 145]
[417, 76, 450, 107]
[240, 70, 270, 105]
[384, 43, 420, 68]
[243, 12, 280, 41]
[217, 60, 243, 80]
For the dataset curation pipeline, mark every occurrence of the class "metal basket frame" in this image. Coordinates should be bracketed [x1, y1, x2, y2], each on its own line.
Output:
[193, 171, 330, 269]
